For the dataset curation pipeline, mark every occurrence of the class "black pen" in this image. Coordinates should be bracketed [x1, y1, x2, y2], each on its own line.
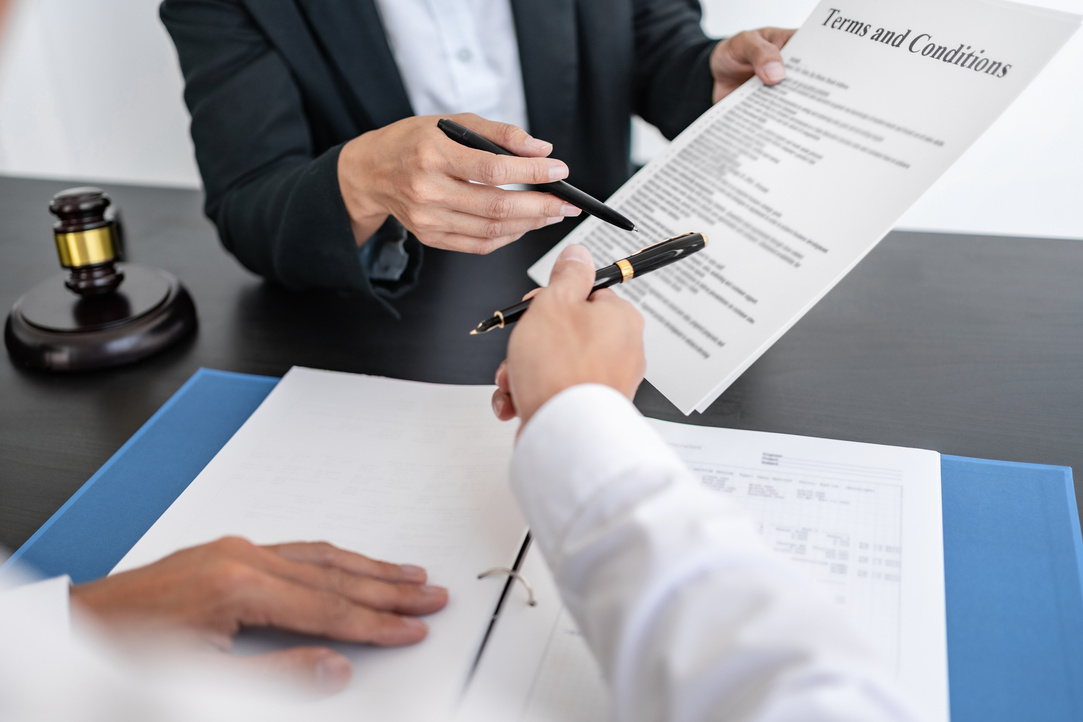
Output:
[437, 118, 638, 233]
[470, 232, 707, 335]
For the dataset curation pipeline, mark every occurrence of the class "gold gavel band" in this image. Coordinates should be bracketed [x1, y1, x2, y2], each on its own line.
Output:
[54, 226, 117, 268]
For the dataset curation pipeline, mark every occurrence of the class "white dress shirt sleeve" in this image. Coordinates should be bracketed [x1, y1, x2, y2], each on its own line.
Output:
[0, 573, 72, 631]
[0, 561, 326, 721]
[510, 384, 920, 722]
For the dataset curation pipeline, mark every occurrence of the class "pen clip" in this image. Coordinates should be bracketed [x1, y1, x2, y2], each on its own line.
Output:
[628, 231, 698, 256]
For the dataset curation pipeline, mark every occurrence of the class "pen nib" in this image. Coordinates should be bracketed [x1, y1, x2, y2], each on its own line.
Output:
[471, 317, 501, 335]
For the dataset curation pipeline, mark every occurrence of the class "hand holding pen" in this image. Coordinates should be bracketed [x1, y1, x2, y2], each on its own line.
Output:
[490, 244, 650, 426]
[337, 114, 585, 255]
[438, 119, 638, 233]
[472, 232, 707, 334]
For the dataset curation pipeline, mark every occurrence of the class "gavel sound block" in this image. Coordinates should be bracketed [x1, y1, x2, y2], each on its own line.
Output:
[5, 187, 197, 371]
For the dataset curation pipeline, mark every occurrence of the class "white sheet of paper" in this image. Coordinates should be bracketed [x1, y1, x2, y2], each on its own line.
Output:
[530, 0, 1080, 415]
[461, 422, 946, 721]
[113, 368, 525, 721]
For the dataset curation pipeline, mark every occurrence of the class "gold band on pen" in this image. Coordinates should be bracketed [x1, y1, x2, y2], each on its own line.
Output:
[494, 310, 505, 329]
[616, 258, 634, 283]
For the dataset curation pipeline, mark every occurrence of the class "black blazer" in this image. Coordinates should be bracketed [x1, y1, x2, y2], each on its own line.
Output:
[161, 0, 717, 303]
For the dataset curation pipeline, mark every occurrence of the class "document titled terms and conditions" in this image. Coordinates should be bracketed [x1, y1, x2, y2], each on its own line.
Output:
[531, 0, 1080, 415]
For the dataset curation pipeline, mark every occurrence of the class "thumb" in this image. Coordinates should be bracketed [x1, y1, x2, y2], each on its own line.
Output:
[245, 647, 353, 695]
[546, 244, 596, 301]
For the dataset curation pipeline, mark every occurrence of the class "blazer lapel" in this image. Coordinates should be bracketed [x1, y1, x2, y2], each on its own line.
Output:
[511, 0, 578, 156]
[289, 0, 414, 129]
[244, 0, 577, 139]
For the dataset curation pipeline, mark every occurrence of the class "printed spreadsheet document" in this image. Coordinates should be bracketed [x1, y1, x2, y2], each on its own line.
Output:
[114, 368, 946, 720]
[460, 420, 946, 722]
[529, 0, 1080, 414]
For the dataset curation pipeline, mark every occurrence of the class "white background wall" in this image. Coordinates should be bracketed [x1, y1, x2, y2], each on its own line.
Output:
[0, 0, 1080, 238]
[0, 0, 197, 187]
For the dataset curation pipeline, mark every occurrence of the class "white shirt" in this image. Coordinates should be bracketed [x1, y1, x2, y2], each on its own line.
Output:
[0, 563, 318, 722]
[372, 0, 530, 130]
[1, 385, 918, 721]
[511, 385, 920, 722]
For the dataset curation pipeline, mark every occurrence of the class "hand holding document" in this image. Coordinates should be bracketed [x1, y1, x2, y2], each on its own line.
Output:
[530, 0, 1080, 414]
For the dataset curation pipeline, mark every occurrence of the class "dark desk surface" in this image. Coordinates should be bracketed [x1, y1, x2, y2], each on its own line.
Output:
[2, 174, 1082, 552]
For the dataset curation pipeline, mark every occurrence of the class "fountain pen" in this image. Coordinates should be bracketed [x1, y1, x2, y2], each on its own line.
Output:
[470, 232, 707, 335]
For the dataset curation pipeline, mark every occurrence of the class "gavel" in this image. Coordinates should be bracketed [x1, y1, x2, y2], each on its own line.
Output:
[5, 187, 197, 371]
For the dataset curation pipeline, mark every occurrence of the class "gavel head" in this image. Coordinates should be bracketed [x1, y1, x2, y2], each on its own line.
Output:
[49, 187, 124, 296]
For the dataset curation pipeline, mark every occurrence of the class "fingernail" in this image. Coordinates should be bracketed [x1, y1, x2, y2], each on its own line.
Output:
[420, 584, 446, 597]
[493, 394, 505, 415]
[315, 655, 352, 692]
[525, 136, 552, 153]
[763, 61, 785, 83]
[558, 244, 592, 265]
[545, 216, 563, 226]
[548, 162, 569, 182]
[560, 204, 581, 217]
[399, 564, 426, 579]
[402, 617, 428, 634]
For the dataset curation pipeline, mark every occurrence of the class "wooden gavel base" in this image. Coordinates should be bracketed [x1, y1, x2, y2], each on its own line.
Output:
[5, 263, 197, 371]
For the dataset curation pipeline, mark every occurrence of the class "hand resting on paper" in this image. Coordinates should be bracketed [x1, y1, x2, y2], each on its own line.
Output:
[491, 244, 646, 427]
[338, 112, 581, 254]
[710, 27, 797, 103]
[70, 536, 448, 694]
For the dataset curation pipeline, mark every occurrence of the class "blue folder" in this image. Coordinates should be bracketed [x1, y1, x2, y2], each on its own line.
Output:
[7, 368, 1083, 721]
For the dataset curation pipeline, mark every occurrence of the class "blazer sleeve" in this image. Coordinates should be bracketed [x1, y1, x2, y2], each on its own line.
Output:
[631, 0, 719, 140]
[160, 0, 419, 306]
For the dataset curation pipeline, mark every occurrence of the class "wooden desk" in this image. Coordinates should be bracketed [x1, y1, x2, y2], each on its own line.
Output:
[2, 174, 1082, 551]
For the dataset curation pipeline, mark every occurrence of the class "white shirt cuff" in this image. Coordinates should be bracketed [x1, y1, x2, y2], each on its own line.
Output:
[0, 574, 72, 634]
[511, 384, 687, 561]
